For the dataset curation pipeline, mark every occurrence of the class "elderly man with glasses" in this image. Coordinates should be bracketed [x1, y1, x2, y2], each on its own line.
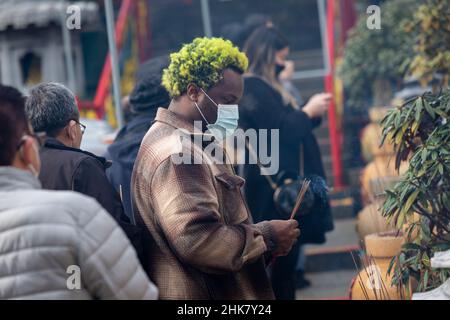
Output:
[24, 82, 126, 224]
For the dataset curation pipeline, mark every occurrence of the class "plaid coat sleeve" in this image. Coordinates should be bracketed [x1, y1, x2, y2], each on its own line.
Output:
[148, 157, 272, 274]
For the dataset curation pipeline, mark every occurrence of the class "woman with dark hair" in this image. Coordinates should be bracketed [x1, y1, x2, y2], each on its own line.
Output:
[239, 26, 334, 300]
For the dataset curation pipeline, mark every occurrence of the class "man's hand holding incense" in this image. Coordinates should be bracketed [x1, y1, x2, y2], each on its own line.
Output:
[269, 219, 301, 257]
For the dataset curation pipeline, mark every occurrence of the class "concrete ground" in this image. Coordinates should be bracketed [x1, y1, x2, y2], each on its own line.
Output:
[296, 218, 360, 300]
[296, 270, 355, 300]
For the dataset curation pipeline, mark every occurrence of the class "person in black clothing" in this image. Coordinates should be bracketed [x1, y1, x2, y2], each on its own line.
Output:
[239, 26, 334, 300]
[22, 80, 151, 259]
[24, 82, 127, 220]
[104, 55, 171, 220]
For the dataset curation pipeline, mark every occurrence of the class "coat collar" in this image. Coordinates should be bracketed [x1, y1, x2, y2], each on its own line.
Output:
[155, 108, 200, 134]
[0, 166, 41, 191]
[154, 108, 219, 142]
[44, 137, 112, 169]
[155, 108, 237, 164]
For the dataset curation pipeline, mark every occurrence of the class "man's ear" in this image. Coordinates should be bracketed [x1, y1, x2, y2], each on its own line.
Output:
[20, 136, 41, 174]
[186, 83, 200, 102]
[67, 120, 78, 141]
[20, 137, 36, 164]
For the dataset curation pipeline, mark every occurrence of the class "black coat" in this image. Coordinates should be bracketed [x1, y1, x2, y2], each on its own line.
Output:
[39, 137, 125, 220]
[38, 137, 147, 267]
[239, 76, 334, 244]
[104, 113, 154, 220]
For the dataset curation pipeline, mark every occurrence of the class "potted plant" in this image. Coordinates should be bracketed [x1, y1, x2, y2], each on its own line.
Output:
[379, 0, 450, 296]
[350, 232, 407, 300]
[380, 89, 450, 295]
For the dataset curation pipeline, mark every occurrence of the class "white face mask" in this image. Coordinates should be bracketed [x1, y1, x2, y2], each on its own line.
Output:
[194, 88, 239, 141]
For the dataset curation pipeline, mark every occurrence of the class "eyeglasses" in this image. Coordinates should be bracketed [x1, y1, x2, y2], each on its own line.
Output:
[16, 132, 47, 150]
[74, 120, 86, 134]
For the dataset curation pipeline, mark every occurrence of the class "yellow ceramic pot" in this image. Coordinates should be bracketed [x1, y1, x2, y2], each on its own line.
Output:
[350, 232, 408, 300]
[356, 203, 395, 242]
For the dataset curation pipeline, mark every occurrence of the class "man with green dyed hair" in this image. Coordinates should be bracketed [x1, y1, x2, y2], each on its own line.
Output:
[131, 37, 300, 300]
[162, 37, 249, 98]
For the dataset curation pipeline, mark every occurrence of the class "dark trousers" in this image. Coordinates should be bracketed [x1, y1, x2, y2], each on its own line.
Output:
[270, 241, 301, 300]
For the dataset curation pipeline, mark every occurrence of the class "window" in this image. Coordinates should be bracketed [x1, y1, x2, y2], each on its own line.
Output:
[209, 0, 322, 52]
[146, 0, 325, 77]
[148, 0, 204, 57]
[19, 51, 42, 87]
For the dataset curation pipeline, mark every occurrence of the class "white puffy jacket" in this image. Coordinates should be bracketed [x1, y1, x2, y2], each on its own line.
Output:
[0, 167, 158, 300]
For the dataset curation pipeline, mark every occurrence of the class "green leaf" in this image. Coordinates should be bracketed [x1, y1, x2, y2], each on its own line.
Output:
[423, 270, 429, 290]
[433, 243, 450, 251]
[396, 209, 407, 229]
[399, 252, 406, 265]
[435, 109, 447, 119]
[415, 98, 423, 122]
[394, 112, 402, 128]
[412, 120, 420, 135]
[395, 131, 404, 145]
[403, 189, 420, 215]
[423, 253, 430, 268]
[432, 152, 438, 161]
[422, 149, 428, 162]
[421, 220, 431, 241]
[424, 99, 436, 119]
[387, 256, 396, 276]
[400, 186, 411, 202]
[403, 243, 421, 251]
[405, 105, 414, 122]
[440, 270, 448, 283]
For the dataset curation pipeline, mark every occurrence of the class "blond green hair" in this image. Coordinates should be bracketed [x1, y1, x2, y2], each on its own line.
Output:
[162, 37, 248, 98]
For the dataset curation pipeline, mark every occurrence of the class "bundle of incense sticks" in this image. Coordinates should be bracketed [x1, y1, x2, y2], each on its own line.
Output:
[269, 179, 312, 267]
[350, 251, 394, 300]
[290, 179, 311, 220]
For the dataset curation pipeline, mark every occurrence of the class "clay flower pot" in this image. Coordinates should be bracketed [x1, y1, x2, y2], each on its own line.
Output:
[350, 232, 408, 300]
[356, 203, 395, 242]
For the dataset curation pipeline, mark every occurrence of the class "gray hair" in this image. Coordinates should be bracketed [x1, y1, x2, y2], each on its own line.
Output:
[25, 82, 79, 135]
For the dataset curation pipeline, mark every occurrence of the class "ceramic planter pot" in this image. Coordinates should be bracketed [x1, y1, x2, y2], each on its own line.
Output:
[356, 203, 395, 242]
[350, 232, 408, 300]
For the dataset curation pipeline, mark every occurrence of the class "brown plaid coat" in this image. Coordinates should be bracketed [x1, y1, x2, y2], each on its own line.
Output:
[131, 108, 276, 300]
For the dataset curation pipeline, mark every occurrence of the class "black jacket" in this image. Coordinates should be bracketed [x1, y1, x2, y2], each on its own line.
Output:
[239, 76, 334, 244]
[104, 113, 154, 220]
[39, 137, 125, 221]
[38, 138, 148, 267]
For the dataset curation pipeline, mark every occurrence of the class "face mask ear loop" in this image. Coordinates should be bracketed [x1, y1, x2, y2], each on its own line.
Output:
[200, 88, 218, 108]
[194, 101, 210, 125]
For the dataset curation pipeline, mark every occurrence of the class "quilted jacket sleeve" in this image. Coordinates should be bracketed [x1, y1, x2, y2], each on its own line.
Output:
[76, 198, 158, 300]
